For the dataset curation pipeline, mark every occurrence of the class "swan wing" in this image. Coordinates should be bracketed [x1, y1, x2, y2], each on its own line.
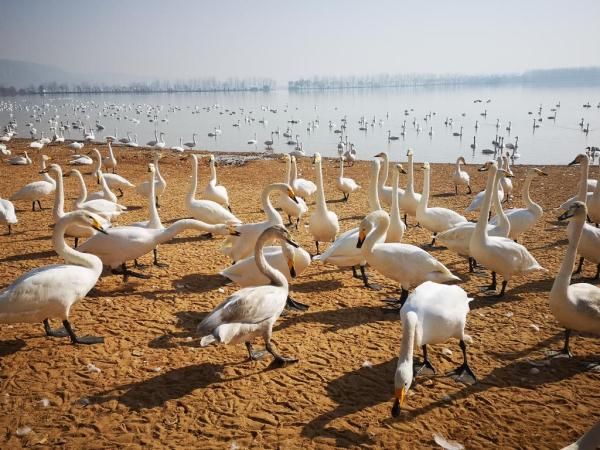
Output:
[570, 284, 600, 320]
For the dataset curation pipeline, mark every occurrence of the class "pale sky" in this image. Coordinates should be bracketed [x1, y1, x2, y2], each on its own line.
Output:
[1, 0, 599, 83]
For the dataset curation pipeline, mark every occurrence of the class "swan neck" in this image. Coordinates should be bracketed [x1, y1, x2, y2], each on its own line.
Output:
[52, 169, 65, 220]
[75, 171, 87, 205]
[255, 232, 288, 287]
[492, 174, 508, 226]
[474, 167, 497, 238]
[315, 160, 327, 212]
[148, 169, 162, 229]
[188, 157, 198, 201]
[263, 185, 283, 224]
[407, 154, 415, 193]
[577, 159, 589, 201]
[419, 167, 430, 210]
[209, 159, 217, 183]
[400, 311, 417, 363]
[369, 161, 382, 211]
[522, 174, 535, 208]
[284, 158, 291, 183]
[53, 215, 101, 272]
[363, 214, 389, 255]
[553, 215, 586, 294]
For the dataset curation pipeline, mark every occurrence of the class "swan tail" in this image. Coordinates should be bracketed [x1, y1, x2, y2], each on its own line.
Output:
[200, 334, 216, 347]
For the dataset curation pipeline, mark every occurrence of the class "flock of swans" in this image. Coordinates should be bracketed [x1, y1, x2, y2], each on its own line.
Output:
[0, 133, 599, 427]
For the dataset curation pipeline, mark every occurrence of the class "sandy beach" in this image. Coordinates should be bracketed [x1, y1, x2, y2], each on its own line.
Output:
[0, 139, 599, 449]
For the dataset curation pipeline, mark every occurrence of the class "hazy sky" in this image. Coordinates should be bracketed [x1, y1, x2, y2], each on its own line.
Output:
[1, 0, 599, 83]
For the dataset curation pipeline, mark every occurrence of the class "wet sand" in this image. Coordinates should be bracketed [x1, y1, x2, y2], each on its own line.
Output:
[0, 140, 599, 449]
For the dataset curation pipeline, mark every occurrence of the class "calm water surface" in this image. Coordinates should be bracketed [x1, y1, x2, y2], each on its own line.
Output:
[1, 85, 599, 165]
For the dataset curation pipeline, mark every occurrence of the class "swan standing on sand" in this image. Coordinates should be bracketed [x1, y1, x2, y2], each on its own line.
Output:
[290, 155, 316, 199]
[489, 168, 547, 241]
[391, 281, 475, 417]
[500, 154, 513, 201]
[198, 226, 299, 365]
[10, 154, 55, 211]
[357, 210, 459, 307]
[466, 159, 505, 213]
[469, 162, 546, 297]
[103, 142, 118, 173]
[0, 197, 17, 234]
[89, 148, 134, 196]
[417, 162, 468, 245]
[275, 154, 308, 228]
[70, 169, 127, 222]
[136, 153, 166, 207]
[223, 183, 297, 262]
[336, 156, 360, 201]
[374, 151, 405, 207]
[0, 211, 107, 344]
[452, 156, 471, 194]
[388, 164, 408, 243]
[309, 153, 340, 254]
[202, 154, 232, 211]
[437, 167, 511, 272]
[398, 149, 422, 225]
[550, 201, 600, 357]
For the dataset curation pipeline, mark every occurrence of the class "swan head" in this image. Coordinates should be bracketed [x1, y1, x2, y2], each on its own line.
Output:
[457, 156, 467, 165]
[420, 162, 430, 171]
[531, 168, 548, 177]
[357, 211, 386, 248]
[406, 148, 414, 157]
[42, 163, 65, 178]
[558, 200, 587, 221]
[568, 153, 587, 166]
[41, 154, 51, 161]
[396, 164, 407, 174]
[148, 163, 155, 173]
[283, 243, 297, 278]
[312, 153, 322, 164]
[392, 359, 413, 417]
[263, 225, 299, 248]
[478, 160, 497, 172]
[374, 151, 387, 158]
[69, 210, 109, 234]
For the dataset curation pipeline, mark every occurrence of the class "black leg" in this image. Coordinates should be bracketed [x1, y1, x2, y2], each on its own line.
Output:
[403, 214, 408, 227]
[573, 257, 584, 275]
[351, 266, 360, 279]
[360, 265, 381, 290]
[112, 262, 151, 282]
[561, 329, 574, 358]
[245, 342, 267, 361]
[468, 257, 474, 273]
[498, 280, 508, 297]
[74, 237, 79, 248]
[467, 185, 472, 194]
[487, 272, 497, 292]
[447, 339, 477, 384]
[382, 288, 409, 309]
[288, 215, 293, 226]
[265, 340, 298, 364]
[7, 224, 11, 235]
[430, 232, 437, 247]
[155, 196, 160, 209]
[32, 201, 36, 212]
[118, 188, 124, 197]
[295, 218, 300, 230]
[153, 248, 169, 267]
[37, 200, 42, 210]
[285, 295, 309, 311]
[43, 319, 68, 338]
[315, 241, 320, 255]
[415, 345, 436, 376]
[62, 319, 104, 345]
[228, 205, 233, 213]
[455, 185, 458, 195]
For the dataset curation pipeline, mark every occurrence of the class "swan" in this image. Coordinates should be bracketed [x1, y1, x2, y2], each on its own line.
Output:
[222, 182, 296, 262]
[10, 154, 55, 211]
[452, 156, 471, 194]
[388, 164, 408, 243]
[0, 197, 17, 234]
[0, 210, 107, 344]
[550, 201, 600, 357]
[560, 420, 600, 450]
[560, 154, 600, 279]
[466, 159, 505, 212]
[0, 144, 10, 156]
[8, 152, 32, 165]
[202, 154, 231, 211]
[221, 242, 311, 287]
[391, 281, 475, 417]
[247, 132, 257, 145]
[136, 153, 166, 207]
[374, 151, 405, 207]
[86, 169, 118, 203]
[78, 214, 239, 281]
[153, 132, 166, 149]
[357, 210, 460, 306]
[198, 225, 299, 364]
[98, 171, 134, 197]
[70, 169, 127, 221]
[469, 162, 545, 297]
[336, 156, 360, 201]
[398, 149, 422, 224]
[171, 137, 185, 153]
[68, 141, 84, 151]
[417, 162, 468, 245]
[290, 155, 316, 199]
[587, 174, 600, 224]
[313, 159, 388, 289]
[101, 142, 118, 173]
[186, 154, 240, 227]
[500, 154, 513, 201]
[489, 168, 548, 241]
[437, 167, 511, 272]
[309, 153, 340, 254]
[274, 154, 308, 228]
[69, 154, 93, 166]
[184, 133, 197, 150]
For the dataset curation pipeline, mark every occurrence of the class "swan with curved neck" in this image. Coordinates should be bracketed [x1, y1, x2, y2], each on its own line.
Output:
[452, 156, 471, 194]
[132, 163, 163, 231]
[550, 201, 600, 357]
[275, 154, 308, 228]
[186, 154, 240, 226]
[357, 210, 459, 307]
[309, 153, 340, 254]
[466, 157, 505, 212]
[202, 154, 231, 211]
[290, 155, 317, 199]
[222, 182, 297, 262]
[198, 226, 300, 365]
[70, 169, 127, 221]
[398, 148, 422, 224]
[86, 169, 118, 203]
[469, 162, 545, 297]
[0, 210, 107, 344]
[374, 151, 405, 207]
[417, 162, 468, 245]
[136, 153, 166, 207]
[392, 281, 474, 417]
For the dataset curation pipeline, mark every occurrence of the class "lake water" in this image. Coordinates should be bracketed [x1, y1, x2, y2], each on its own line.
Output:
[1, 84, 599, 165]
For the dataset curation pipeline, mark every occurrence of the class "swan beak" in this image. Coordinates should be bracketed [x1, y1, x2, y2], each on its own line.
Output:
[228, 225, 241, 236]
[391, 387, 406, 417]
[397, 165, 407, 174]
[374, 152, 384, 157]
[39, 169, 49, 174]
[92, 219, 108, 234]
[285, 237, 300, 248]
[288, 258, 297, 278]
[558, 209, 573, 221]
[538, 170, 548, 176]
[356, 230, 366, 248]
[567, 158, 579, 166]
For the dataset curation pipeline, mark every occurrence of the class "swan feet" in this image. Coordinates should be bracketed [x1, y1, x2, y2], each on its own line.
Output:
[286, 296, 309, 311]
[245, 342, 267, 361]
[359, 266, 382, 291]
[63, 320, 104, 345]
[415, 346, 436, 376]
[266, 341, 298, 365]
[43, 319, 68, 338]
[113, 263, 151, 282]
[381, 288, 409, 310]
[153, 249, 169, 268]
[447, 340, 476, 384]
[550, 329, 574, 358]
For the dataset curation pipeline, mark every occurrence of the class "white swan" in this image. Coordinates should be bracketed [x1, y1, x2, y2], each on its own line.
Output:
[437, 167, 511, 272]
[0, 197, 17, 234]
[550, 201, 600, 357]
[309, 153, 340, 254]
[131, 164, 163, 230]
[8, 152, 32, 165]
[500, 154, 513, 201]
[136, 153, 166, 207]
[222, 182, 296, 262]
[452, 156, 471, 194]
[103, 142, 118, 173]
[186, 154, 240, 226]
[587, 174, 600, 224]
[469, 162, 545, 297]
[374, 151, 405, 207]
[388, 164, 408, 243]
[86, 169, 118, 203]
[489, 168, 547, 241]
[68, 154, 93, 166]
[10, 154, 55, 211]
[290, 155, 316, 199]
[274, 154, 308, 228]
[70, 169, 127, 222]
[221, 242, 311, 287]
[0, 210, 107, 344]
[416, 162, 468, 245]
[336, 156, 360, 201]
[466, 159, 505, 212]
[357, 210, 460, 306]
[171, 137, 185, 153]
[392, 281, 475, 416]
[202, 154, 231, 211]
[198, 226, 299, 364]
[398, 149, 422, 224]
[89, 147, 134, 195]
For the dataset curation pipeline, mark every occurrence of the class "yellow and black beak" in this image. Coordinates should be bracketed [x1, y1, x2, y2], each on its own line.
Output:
[285, 237, 300, 248]
[558, 209, 574, 221]
[288, 189, 299, 204]
[391, 387, 406, 418]
[288, 258, 297, 278]
[356, 230, 366, 248]
[92, 218, 108, 235]
[228, 225, 241, 236]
